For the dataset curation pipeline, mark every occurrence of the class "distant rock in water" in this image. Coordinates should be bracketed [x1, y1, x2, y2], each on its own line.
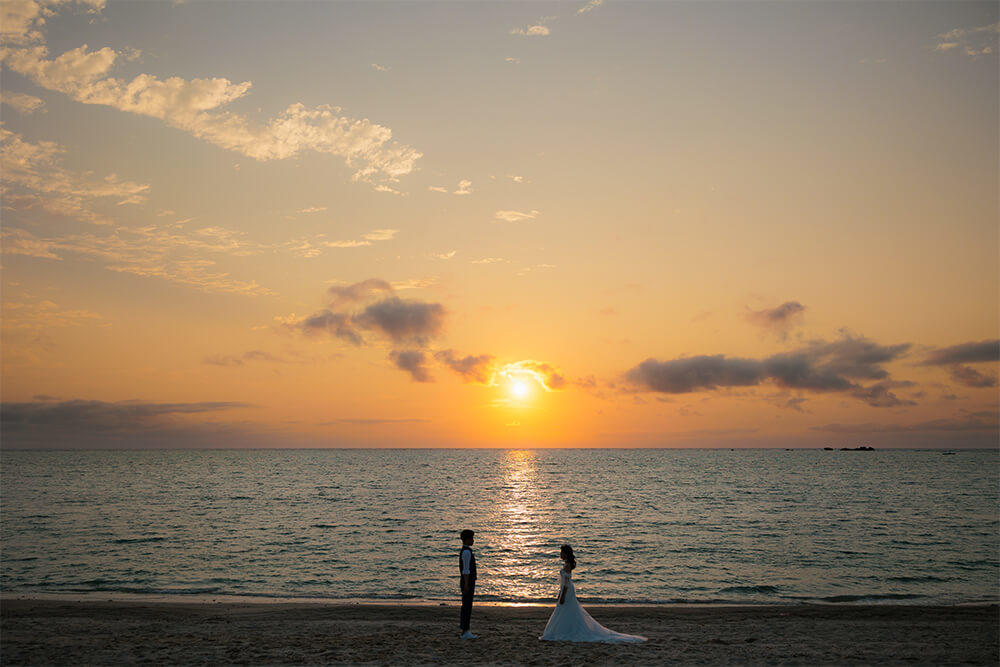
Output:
[839, 446, 875, 451]
[823, 447, 834, 451]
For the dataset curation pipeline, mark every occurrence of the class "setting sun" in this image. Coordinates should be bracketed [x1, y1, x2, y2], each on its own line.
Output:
[510, 381, 530, 400]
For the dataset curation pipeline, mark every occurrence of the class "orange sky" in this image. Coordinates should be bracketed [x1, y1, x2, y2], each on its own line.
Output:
[1, 0, 997, 447]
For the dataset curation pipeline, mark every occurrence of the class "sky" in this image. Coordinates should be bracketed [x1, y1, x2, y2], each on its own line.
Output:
[1, 0, 997, 448]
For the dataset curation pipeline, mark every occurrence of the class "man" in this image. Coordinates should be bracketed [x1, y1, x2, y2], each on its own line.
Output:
[459, 528, 477, 639]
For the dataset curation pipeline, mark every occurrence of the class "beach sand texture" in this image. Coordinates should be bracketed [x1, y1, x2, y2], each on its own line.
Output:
[1, 600, 997, 665]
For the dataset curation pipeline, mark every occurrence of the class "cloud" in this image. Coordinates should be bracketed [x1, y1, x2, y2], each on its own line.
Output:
[2, 298, 103, 331]
[505, 57, 520, 64]
[0, 91, 45, 113]
[391, 277, 436, 290]
[371, 63, 389, 72]
[0, 398, 253, 447]
[432, 250, 456, 260]
[293, 280, 446, 348]
[508, 174, 524, 183]
[355, 297, 446, 345]
[813, 410, 998, 434]
[390, 349, 432, 382]
[428, 185, 448, 193]
[577, 0, 604, 14]
[296, 206, 327, 214]
[494, 209, 539, 222]
[498, 360, 566, 391]
[1, 227, 273, 296]
[471, 257, 506, 264]
[625, 334, 912, 405]
[949, 365, 997, 388]
[934, 22, 999, 56]
[920, 339, 998, 388]
[453, 179, 473, 195]
[0, 4, 421, 189]
[323, 418, 429, 425]
[318, 229, 397, 249]
[326, 278, 394, 308]
[435, 349, 495, 383]
[921, 340, 999, 365]
[204, 350, 285, 366]
[300, 310, 363, 345]
[362, 228, 398, 241]
[745, 301, 805, 338]
[511, 24, 551, 37]
[850, 381, 917, 408]
[323, 240, 372, 248]
[1, 127, 149, 220]
[2, 130, 272, 293]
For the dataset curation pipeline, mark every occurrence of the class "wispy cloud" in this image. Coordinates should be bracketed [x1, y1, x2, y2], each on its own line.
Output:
[511, 24, 551, 37]
[428, 185, 448, 193]
[0, 91, 45, 114]
[744, 301, 805, 340]
[371, 63, 390, 72]
[1, 127, 149, 224]
[505, 57, 520, 64]
[453, 179, 473, 195]
[934, 22, 998, 56]
[1, 226, 274, 296]
[204, 350, 287, 367]
[362, 229, 398, 242]
[577, 0, 604, 15]
[296, 206, 327, 214]
[494, 209, 539, 222]
[0, 2, 421, 189]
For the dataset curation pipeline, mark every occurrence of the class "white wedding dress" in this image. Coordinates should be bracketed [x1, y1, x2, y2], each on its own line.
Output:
[540, 569, 647, 643]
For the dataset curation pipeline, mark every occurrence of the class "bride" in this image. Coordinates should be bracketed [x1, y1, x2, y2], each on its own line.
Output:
[540, 545, 647, 643]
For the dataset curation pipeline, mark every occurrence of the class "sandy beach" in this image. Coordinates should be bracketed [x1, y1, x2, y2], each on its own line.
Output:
[1, 598, 996, 665]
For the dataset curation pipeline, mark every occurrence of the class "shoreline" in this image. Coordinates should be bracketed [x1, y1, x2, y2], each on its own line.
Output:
[2, 599, 996, 665]
[4, 591, 996, 607]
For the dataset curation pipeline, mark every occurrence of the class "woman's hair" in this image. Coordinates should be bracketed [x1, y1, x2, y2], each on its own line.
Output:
[560, 544, 576, 570]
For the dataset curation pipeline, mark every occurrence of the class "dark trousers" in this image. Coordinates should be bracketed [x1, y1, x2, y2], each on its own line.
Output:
[460, 582, 475, 631]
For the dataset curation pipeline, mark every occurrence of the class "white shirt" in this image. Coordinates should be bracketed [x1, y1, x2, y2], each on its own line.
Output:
[461, 548, 472, 575]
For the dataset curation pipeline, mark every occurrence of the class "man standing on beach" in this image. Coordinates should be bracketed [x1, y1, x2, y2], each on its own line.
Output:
[459, 529, 477, 639]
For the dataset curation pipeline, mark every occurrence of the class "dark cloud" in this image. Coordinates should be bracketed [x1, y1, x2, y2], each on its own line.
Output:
[356, 298, 446, 345]
[326, 279, 393, 309]
[321, 418, 430, 425]
[949, 364, 997, 388]
[204, 350, 285, 366]
[626, 355, 762, 393]
[390, 350, 433, 382]
[0, 400, 254, 448]
[850, 381, 917, 408]
[813, 410, 998, 434]
[434, 349, 495, 383]
[31, 394, 60, 401]
[299, 311, 364, 345]
[922, 340, 999, 366]
[625, 335, 912, 406]
[746, 301, 805, 337]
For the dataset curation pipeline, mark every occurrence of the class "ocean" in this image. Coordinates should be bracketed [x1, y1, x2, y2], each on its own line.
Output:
[1, 449, 997, 605]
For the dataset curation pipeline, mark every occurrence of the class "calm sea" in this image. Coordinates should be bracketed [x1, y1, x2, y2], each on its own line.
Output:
[2, 449, 997, 605]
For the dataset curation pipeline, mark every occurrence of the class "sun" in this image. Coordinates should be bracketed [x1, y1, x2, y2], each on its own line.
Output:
[511, 381, 530, 399]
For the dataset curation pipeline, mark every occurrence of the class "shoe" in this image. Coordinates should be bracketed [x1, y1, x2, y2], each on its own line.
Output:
[460, 631, 478, 640]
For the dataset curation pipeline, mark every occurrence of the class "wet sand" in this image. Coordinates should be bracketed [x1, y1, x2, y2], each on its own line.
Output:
[1, 599, 996, 665]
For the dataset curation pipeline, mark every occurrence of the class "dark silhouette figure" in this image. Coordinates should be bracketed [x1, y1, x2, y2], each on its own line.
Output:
[459, 529, 477, 639]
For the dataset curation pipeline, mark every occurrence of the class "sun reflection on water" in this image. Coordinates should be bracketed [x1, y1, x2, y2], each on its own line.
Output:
[488, 449, 553, 601]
